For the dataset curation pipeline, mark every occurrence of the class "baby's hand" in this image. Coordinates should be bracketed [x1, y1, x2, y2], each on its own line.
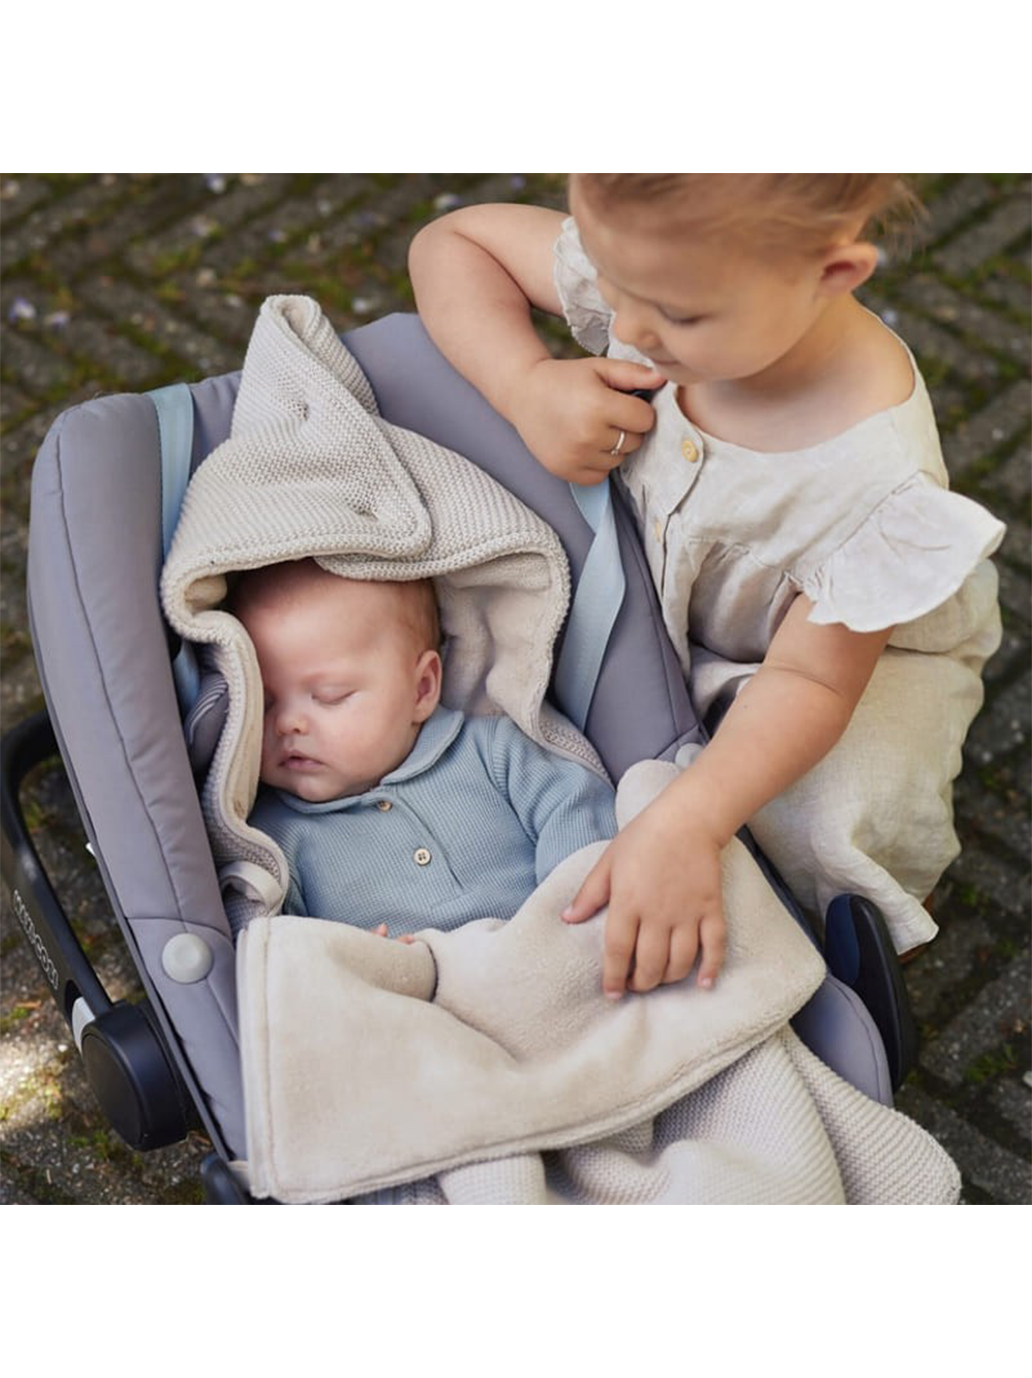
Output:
[561, 793, 727, 999]
[509, 356, 664, 485]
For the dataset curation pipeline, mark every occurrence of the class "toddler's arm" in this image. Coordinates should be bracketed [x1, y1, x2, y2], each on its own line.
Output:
[563, 597, 895, 998]
[409, 205, 663, 484]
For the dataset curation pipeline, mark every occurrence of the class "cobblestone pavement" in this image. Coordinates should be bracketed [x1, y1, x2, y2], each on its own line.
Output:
[1, 174, 1029, 1205]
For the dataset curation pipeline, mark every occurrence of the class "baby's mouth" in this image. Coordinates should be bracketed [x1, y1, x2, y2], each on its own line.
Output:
[282, 750, 322, 772]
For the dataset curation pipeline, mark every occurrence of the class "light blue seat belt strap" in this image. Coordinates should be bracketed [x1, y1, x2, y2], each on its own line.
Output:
[148, 383, 200, 713]
[553, 477, 626, 731]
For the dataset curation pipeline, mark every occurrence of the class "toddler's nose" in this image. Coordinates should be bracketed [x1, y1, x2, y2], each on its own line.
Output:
[611, 301, 660, 353]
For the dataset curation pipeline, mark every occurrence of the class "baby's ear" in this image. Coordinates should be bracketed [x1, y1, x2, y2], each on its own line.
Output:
[413, 649, 443, 722]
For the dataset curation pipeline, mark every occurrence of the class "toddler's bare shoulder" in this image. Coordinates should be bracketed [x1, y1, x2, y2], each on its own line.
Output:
[855, 312, 917, 412]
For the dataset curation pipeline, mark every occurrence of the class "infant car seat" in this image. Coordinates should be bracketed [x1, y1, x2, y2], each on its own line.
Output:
[0, 313, 916, 1202]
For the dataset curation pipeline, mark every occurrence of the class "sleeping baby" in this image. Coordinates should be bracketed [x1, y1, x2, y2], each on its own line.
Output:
[234, 557, 617, 934]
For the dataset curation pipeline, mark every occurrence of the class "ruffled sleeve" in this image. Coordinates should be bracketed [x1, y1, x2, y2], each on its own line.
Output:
[803, 472, 1006, 632]
[552, 216, 613, 355]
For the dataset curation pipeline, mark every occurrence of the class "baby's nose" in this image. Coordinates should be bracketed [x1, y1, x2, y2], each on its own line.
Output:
[273, 701, 308, 735]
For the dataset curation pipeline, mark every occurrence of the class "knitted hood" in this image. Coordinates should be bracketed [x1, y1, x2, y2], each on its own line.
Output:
[161, 294, 599, 925]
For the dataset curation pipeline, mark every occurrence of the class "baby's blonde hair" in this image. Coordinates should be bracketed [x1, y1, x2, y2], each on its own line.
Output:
[573, 173, 924, 257]
[229, 559, 441, 652]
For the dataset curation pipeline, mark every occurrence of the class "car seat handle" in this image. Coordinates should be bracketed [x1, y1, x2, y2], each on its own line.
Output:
[149, 383, 201, 712]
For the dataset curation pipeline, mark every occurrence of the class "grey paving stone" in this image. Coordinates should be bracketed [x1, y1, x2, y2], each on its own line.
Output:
[0, 383, 35, 428]
[941, 380, 1031, 481]
[955, 771, 1030, 859]
[982, 631, 1026, 691]
[48, 313, 169, 389]
[0, 175, 57, 223]
[902, 914, 996, 1022]
[902, 274, 1032, 366]
[989, 1077, 1032, 1139]
[935, 196, 1032, 277]
[986, 444, 1032, 506]
[162, 285, 256, 354]
[986, 1074, 1030, 1140]
[913, 175, 997, 248]
[30, 180, 200, 284]
[998, 519, 1031, 572]
[0, 655, 41, 733]
[981, 268, 1032, 316]
[75, 277, 244, 379]
[121, 174, 299, 277]
[893, 1085, 1032, 1203]
[0, 177, 125, 268]
[0, 326, 77, 395]
[981, 626, 1028, 680]
[0, 1180, 41, 1206]
[920, 956, 1032, 1086]
[966, 670, 1031, 766]
[944, 838, 1029, 919]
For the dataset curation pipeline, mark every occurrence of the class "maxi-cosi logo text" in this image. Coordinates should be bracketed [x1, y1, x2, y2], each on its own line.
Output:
[12, 889, 59, 991]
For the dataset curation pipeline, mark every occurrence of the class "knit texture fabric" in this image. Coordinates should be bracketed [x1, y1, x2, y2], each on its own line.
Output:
[161, 294, 603, 929]
[237, 760, 961, 1205]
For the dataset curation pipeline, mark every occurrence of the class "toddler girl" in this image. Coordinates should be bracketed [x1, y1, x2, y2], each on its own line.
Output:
[408, 174, 1005, 1000]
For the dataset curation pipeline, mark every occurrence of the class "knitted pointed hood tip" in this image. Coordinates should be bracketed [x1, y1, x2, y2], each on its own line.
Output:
[161, 294, 601, 924]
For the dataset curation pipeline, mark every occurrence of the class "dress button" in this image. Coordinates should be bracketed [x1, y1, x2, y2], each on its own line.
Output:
[413, 847, 432, 866]
[681, 437, 699, 463]
[376, 800, 392, 812]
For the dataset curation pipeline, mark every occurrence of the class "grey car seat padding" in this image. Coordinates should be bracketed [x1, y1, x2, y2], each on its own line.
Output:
[25, 313, 704, 1160]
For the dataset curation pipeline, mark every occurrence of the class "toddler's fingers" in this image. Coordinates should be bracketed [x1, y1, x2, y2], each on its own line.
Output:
[373, 923, 389, 937]
[696, 913, 727, 990]
[627, 925, 672, 993]
[572, 455, 625, 486]
[662, 926, 701, 987]
[561, 855, 611, 925]
[594, 357, 665, 396]
[602, 909, 640, 1000]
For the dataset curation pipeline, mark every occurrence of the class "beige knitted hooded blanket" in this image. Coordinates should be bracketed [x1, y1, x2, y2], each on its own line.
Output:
[161, 296, 960, 1205]
[162, 294, 599, 928]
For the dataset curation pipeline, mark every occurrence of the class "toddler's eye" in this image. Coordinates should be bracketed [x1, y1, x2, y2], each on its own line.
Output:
[314, 690, 350, 706]
[661, 310, 703, 327]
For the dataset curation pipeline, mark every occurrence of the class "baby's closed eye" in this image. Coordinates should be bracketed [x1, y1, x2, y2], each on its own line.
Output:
[312, 688, 352, 705]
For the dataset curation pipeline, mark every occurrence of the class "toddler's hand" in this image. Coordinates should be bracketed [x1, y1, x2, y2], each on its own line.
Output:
[561, 793, 727, 999]
[509, 356, 664, 485]
[373, 924, 416, 944]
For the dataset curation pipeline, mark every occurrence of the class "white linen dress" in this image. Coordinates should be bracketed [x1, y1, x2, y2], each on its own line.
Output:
[554, 218, 1006, 951]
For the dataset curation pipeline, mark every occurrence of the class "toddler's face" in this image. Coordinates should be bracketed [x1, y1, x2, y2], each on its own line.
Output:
[243, 578, 440, 803]
[571, 185, 834, 390]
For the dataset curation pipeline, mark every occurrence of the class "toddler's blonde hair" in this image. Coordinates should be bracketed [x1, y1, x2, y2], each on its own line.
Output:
[573, 173, 924, 257]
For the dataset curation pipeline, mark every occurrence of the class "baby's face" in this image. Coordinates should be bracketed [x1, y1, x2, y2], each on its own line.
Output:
[243, 578, 439, 803]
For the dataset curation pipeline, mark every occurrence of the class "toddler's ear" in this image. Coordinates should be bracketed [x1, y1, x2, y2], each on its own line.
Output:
[413, 649, 443, 722]
[819, 241, 880, 298]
